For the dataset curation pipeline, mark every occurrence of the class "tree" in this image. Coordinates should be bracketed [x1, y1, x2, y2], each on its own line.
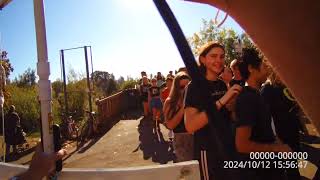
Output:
[5, 84, 40, 132]
[117, 76, 125, 86]
[188, 19, 255, 65]
[52, 79, 64, 98]
[0, 50, 14, 79]
[119, 79, 138, 90]
[67, 68, 79, 83]
[92, 71, 118, 96]
[13, 68, 37, 87]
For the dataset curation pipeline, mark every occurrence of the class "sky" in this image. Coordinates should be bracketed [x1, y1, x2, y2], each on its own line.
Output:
[0, 0, 244, 81]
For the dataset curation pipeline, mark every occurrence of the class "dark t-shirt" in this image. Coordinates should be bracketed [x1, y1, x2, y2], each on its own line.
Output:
[149, 86, 160, 97]
[261, 83, 301, 144]
[140, 84, 151, 101]
[229, 79, 245, 87]
[185, 79, 229, 151]
[185, 80, 242, 180]
[235, 86, 275, 143]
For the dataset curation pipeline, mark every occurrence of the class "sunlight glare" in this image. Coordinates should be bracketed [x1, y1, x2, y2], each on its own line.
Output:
[116, 0, 152, 11]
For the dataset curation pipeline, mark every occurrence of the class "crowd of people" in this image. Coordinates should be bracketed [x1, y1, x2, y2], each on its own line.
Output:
[137, 41, 310, 180]
[8, 42, 314, 179]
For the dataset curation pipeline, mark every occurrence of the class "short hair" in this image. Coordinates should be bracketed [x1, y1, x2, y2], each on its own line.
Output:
[238, 48, 263, 80]
[178, 67, 187, 73]
[166, 76, 173, 82]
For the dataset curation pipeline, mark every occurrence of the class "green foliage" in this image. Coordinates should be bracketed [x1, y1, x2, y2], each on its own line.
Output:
[188, 19, 255, 65]
[52, 72, 99, 124]
[5, 85, 40, 132]
[240, 33, 255, 49]
[92, 71, 118, 96]
[4, 64, 140, 132]
[52, 79, 64, 98]
[119, 78, 138, 90]
[67, 68, 80, 83]
[66, 79, 87, 117]
[12, 68, 37, 87]
[0, 50, 14, 78]
[52, 96, 63, 125]
[117, 76, 125, 85]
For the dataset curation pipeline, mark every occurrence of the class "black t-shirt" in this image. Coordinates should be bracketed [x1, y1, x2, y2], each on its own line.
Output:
[229, 79, 245, 87]
[185, 80, 241, 179]
[149, 86, 160, 97]
[261, 83, 301, 142]
[235, 86, 275, 143]
[140, 84, 151, 101]
[185, 79, 229, 151]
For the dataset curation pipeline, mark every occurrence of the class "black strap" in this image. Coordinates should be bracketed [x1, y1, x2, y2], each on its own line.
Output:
[152, 0, 204, 84]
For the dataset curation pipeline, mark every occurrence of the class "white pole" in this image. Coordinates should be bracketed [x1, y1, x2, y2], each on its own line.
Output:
[33, 0, 54, 153]
[1, 102, 5, 162]
[0, 49, 6, 162]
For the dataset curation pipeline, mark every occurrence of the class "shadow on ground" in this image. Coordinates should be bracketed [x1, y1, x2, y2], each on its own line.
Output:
[0, 146, 36, 163]
[135, 117, 175, 164]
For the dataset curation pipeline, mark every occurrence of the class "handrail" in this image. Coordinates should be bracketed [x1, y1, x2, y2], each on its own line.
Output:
[0, 161, 200, 179]
[95, 89, 139, 126]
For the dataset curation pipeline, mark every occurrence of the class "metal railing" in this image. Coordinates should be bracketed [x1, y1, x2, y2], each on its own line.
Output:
[95, 89, 139, 126]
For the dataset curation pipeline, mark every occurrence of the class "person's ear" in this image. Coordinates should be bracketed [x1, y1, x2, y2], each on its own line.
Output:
[248, 65, 254, 73]
[199, 56, 206, 66]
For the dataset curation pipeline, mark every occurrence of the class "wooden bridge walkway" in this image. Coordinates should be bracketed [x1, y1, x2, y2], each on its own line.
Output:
[64, 113, 175, 168]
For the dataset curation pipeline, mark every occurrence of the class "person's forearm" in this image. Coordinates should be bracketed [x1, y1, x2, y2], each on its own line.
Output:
[215, 99, 223, 110]
[165, 108, 184, 130]
[185, 111, 208, 133]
